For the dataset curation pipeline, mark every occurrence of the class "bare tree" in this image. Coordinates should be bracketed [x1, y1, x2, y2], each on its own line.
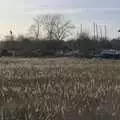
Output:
[30, 14, 74, 40]
[29, 15, 43, 40]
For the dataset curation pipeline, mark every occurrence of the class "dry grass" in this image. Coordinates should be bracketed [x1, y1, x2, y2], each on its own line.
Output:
[0, 57, 120, 120]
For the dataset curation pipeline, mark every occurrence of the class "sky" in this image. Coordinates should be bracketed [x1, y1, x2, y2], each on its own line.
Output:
[0, 0, 120, 39]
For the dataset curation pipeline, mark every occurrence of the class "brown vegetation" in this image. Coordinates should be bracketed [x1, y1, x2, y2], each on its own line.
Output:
[0, 58, 120, 120]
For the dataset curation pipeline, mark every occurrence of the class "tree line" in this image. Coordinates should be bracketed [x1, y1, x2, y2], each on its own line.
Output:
[0, 14, 120, 57]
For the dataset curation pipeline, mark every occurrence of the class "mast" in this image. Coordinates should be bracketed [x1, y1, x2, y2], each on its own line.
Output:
[104, 25, 107, 40]
[93, 22, 96, 40]
[99, 25, 103, 39]
[80, 24, 83, 33]
[96, 23, 98, 40]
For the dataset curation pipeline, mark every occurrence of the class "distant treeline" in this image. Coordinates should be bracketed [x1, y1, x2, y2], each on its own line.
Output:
[0, 32, 120, 58]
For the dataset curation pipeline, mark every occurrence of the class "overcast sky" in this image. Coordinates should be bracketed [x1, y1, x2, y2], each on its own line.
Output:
[0, 0, 120, 39]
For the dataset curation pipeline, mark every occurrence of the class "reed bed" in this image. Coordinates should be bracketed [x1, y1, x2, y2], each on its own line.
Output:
[0, 57, 120, 120]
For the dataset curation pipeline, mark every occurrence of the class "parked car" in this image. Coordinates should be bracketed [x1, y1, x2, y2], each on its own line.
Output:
[94, 49, 120, 59]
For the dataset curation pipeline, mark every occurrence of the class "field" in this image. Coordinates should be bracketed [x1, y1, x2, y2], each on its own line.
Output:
[0, 57, 120, 120]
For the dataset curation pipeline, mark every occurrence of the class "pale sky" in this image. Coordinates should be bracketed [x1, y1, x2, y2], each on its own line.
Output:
[0, 0, 120, 39]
